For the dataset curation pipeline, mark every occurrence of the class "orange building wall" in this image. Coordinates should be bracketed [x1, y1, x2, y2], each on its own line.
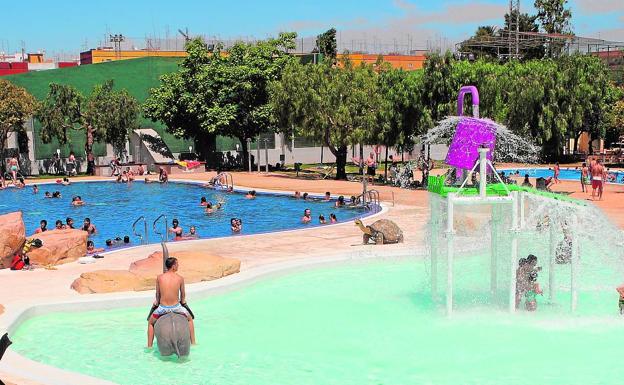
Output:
[339, 53, 426, 71]
[81, 49, 188, 64]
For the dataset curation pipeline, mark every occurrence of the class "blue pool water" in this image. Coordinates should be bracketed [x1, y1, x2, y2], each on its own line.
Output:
[0, 181, 368, 249]
[502, 168, 624, 184]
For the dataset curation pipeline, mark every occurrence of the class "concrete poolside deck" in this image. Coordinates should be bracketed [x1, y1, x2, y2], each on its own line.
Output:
[1, 170, 623, 385]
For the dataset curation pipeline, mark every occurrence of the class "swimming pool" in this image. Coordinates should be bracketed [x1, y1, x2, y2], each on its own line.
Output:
[502, 168, 624, 184]
[11, 257, 624, 385]
[0, 181, 368, 248]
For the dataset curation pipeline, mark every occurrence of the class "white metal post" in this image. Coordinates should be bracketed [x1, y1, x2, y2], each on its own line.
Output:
[519, 192, 526, 229]
[570, 215, 579, 312]
[256, 135, 261, 172]
[430, 197, 439, 301]
[549, 221, 557, 303]
[446, 193, 455, 316]
[490, 205, 498, 296]
[478, 147, 488, 198]
[509, 191, 519, 313]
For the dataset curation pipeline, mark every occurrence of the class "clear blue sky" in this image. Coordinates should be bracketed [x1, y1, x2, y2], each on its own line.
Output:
[0, 0, 622, 56]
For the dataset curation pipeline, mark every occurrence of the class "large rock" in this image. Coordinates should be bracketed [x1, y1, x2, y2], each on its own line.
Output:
[28, 229, 88, 266]
[71, 270, 153, 294]
[71, 250, 240, 294]
[0, 212, 26, 269]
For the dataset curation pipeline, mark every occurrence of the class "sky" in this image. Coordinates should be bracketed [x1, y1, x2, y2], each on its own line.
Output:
[0, 0, 622, 58]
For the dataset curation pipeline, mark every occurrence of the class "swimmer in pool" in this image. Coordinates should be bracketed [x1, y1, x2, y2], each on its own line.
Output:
[86, 240, 105, 254]
[204, 202, 214, 214]
[71, 196, 85, 206]
[319, 214, 326, 224]
[65, 217, 75, 229]
[82, 217, 97, 235]
[44, 191, 52, 198]
[330, 213, 337, 223]
[32, 185, 39, 194]
[169, 218, 183, 238]
[301, 208, 312, 224]
[324, 192, 331, 201]
[302, 192, 309, 200]
[200, 197, 208, 206]
[335, 196, 345, 207]
[245, 190, 256, 199]
[294, 191, 301, 199]
[230, 218, 242, 233]
[54, 219, 64, 230]
[184, 226, 199, 239]
[35, 220, 48, 233]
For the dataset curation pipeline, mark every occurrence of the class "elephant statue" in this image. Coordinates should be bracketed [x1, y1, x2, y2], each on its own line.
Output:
[154, 312, 191, 358]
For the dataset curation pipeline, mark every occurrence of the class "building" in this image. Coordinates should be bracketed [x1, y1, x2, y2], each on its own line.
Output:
[0, 51, 78, 76]
[339, 52, 427, 70]
[80, 48, 187, 65]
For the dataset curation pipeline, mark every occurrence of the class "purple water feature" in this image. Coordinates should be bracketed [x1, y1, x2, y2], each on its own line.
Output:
[445, 117, 497, 170]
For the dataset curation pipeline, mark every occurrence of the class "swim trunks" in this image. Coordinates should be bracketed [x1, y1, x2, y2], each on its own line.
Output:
[151, 303, 190, 319]
[591, 177, 602, 189]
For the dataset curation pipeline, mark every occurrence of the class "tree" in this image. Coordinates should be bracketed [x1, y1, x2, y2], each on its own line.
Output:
[376, 64, 425, 180]
[315, 28, 337, 63]
[38, 80, 139, 171]
[0, 79, 37, 172]
[270, 59, 381, 179]
[144, 33, 298, 168]
[534, 0, 572, 57]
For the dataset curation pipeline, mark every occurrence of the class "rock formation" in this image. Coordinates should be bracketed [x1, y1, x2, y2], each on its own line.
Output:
[27, 229, 88, 266]
[0, 212, 25, 269]
[71, 250, 240, 294]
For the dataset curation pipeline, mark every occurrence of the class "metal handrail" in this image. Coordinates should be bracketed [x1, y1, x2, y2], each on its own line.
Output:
[367, 189, 381, 212]
[153, 214, 168, 242]
[213, 172, 234, 191]
[132, 216, 148, 245]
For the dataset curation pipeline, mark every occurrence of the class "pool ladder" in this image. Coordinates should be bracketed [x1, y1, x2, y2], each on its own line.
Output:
[152, 214, 169, 242]
[213, 172, 234, 191]
[366, 189, 381, 212]
[132, 216, 149, 245]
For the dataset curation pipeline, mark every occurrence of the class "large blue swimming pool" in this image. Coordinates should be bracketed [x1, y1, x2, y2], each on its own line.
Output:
[0, 181, 368, 249]
[502, 168, 624, 184]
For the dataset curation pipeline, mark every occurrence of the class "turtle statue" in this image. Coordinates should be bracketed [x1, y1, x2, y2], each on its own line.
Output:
[354, 219, 404, 245]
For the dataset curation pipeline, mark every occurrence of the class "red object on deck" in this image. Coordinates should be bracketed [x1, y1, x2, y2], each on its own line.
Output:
[0, 62, 10, 69]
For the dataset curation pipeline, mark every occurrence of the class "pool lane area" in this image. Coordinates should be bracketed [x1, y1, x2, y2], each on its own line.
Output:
[503, 167, 624, 184]
[0, 181, 369, 249]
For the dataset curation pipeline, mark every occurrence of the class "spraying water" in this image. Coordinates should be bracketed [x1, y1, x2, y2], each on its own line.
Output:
[422, 116, 541, 164]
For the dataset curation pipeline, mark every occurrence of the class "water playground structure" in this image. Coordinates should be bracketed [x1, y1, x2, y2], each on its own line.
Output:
[425, 86, 622, 315]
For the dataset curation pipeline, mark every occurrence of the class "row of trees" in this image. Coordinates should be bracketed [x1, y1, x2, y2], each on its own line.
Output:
[0, 79, 140, 173]
[143, 32, 622, 179]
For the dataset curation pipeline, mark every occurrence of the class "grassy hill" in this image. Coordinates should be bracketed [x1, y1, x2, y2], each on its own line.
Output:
[6, 57, 191, 159]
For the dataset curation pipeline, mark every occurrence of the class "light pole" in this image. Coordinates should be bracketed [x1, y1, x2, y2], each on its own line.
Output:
[256, 135, 261, 172]
[264, 138, 269, 173]
[246, 138, 252, 172]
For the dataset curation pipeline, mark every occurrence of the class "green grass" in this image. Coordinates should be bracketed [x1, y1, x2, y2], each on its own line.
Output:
[6, 57, 191, 159]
